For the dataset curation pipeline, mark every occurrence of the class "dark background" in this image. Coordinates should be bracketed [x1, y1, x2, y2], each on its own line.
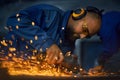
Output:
[0, 0, 120, 70]
[0, 0, 120, 36]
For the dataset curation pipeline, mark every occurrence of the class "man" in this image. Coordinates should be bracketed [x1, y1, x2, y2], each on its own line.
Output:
[2, 4, 102, 66]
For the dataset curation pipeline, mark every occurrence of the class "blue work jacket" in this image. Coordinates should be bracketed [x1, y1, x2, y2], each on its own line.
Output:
[98, 11, 120, 59]
[5, 4, 74, 55]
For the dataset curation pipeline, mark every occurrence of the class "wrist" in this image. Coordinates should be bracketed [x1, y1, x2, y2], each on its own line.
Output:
[98, 53, 113, 66]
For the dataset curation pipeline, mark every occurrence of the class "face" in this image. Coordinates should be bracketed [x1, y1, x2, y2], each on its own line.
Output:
[66, 19, 90, 41]
[66, 17, 100, 42]
[73, 19, 90, 38]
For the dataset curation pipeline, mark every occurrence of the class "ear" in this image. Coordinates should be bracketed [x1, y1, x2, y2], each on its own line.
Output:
[72, 8, 87, 20]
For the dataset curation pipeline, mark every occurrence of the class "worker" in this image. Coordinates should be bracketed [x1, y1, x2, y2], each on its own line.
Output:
[3, 4, 103, 68]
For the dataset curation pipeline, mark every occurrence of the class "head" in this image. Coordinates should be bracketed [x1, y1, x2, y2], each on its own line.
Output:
[66, 6, 102, 42]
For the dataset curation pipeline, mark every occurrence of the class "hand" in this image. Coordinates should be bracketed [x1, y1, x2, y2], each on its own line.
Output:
[45, 44, 64, 64]
[88, 65, 103, 75]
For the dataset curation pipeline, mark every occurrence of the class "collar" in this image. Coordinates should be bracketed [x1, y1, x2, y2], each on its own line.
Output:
[60, 10, 72, 39]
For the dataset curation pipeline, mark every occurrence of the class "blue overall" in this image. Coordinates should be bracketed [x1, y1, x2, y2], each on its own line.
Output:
[5, 4, 74, 56]
[98, 11, 120, 60]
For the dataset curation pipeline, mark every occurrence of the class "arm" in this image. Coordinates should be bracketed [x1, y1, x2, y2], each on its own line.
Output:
[7, 10, 54, 52]
[7, 8, 64, 64]
[98, 11, 120, 65]
[88, 11, 120, 74]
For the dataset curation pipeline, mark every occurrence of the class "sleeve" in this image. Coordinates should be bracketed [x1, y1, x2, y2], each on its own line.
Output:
[98, 36, 118, 65]
[6, 10, 55, 52]
[102, 11, 120, 55]
[98, 11, 120, 65]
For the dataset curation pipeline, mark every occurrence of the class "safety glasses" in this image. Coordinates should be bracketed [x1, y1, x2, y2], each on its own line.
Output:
[81, 21, 91, 38]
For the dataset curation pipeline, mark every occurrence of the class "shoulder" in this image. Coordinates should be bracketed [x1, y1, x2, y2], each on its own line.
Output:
[99, 11, 120, 37]
[103, 11, 120, 18]
[102, 11, 120, 24]
[24, 4, 63, 12]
